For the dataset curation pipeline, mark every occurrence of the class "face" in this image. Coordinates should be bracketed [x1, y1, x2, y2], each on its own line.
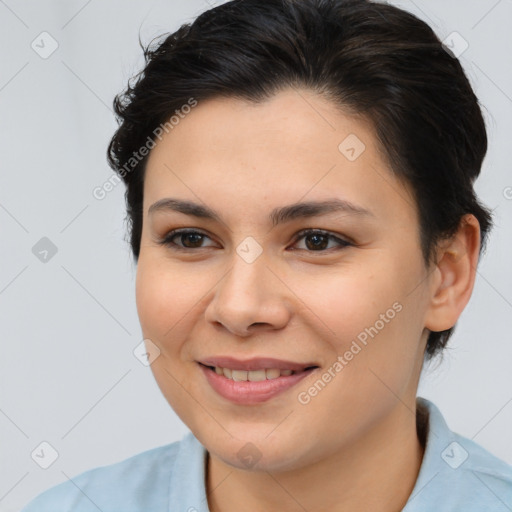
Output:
[136, 88, 433, 472]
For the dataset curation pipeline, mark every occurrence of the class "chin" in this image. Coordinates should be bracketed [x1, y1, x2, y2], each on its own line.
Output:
[205, 430, 315, 473]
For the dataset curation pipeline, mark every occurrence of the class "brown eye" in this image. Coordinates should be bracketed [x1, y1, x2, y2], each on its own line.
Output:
[159, 229, 216, 250]
[292, 229, 352, 252]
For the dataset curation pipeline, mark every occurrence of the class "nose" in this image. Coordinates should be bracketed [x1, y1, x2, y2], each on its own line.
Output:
[204, 250, 292, 337]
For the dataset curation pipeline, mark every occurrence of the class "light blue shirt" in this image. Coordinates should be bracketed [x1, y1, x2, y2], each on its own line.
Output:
[21, 397, 512, 511]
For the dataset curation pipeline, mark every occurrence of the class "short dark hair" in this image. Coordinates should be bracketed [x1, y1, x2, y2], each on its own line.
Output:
[107, 0, 493, 359]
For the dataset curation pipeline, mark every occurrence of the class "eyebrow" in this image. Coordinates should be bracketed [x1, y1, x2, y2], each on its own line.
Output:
[148, 197, 374, 227]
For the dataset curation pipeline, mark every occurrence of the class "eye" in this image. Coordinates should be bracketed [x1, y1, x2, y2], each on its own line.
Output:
[290, 229, 352, 252]
[158, 229, 217, 250]
[158, 228, 352, 253]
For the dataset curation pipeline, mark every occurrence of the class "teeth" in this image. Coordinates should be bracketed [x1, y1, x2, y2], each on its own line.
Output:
[265, 368, 281, 379]
[213, 366, 295, 381]
[231, 370, 248, 381]
[248, 369, 266, 382]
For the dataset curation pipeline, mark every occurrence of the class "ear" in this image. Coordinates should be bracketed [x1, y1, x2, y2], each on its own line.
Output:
[424, 214, 481, 333]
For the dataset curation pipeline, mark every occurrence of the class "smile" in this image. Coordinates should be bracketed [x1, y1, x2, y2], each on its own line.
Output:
[198, 361, 319, 404]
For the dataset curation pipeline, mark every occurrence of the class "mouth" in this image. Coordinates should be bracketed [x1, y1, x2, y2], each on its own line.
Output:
[197, 356, 320, 404]
[198, 355, 319, 373]
[199, 363, 319, 381]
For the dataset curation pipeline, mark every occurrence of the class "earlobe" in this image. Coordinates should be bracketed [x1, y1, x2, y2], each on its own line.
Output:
[424, 214, 481, 333]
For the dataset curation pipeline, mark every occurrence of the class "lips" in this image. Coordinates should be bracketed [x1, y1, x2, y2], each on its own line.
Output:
[199, 363, 318, 404]
[198, 356, 318, 372]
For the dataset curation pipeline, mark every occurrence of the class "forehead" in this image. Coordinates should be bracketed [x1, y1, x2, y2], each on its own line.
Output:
[143, 88, 417, 227]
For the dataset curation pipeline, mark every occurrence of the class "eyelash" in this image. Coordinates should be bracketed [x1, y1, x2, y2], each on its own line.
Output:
[157, 228, 353, 253]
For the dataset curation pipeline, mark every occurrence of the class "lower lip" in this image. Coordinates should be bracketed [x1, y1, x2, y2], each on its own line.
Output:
[198, 363, 317, 404]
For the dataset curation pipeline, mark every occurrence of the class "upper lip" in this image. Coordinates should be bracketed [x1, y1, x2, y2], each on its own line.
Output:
[198, 356, 318, 372]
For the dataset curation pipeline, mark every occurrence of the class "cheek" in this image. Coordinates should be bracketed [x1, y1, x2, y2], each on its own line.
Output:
[303, 258, 423, 384]
[295, 275, 420, 441]
[298, 262, 400, 346]
[135, 256, 202, 346]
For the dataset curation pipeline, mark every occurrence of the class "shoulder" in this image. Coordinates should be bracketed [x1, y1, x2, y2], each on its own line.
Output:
[21, 436, 186, 512]
[405, 398, 512, 511]
[438, 430, 512, 508]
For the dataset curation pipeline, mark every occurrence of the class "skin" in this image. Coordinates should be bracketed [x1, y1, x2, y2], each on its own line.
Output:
[136, 87, 480, 512]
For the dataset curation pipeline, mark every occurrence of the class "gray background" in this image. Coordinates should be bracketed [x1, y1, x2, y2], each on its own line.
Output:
[0, 0, 511, 510]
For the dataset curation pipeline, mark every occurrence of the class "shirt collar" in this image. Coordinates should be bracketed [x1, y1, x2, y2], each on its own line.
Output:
[403, 396, 457, 508]
[168, 429, 210, 512]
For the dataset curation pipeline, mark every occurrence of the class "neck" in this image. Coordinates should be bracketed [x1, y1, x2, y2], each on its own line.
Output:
[206, 401, 426, 512]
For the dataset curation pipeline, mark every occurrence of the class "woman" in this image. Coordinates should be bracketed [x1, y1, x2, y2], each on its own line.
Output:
[22, 0, 512, 510]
